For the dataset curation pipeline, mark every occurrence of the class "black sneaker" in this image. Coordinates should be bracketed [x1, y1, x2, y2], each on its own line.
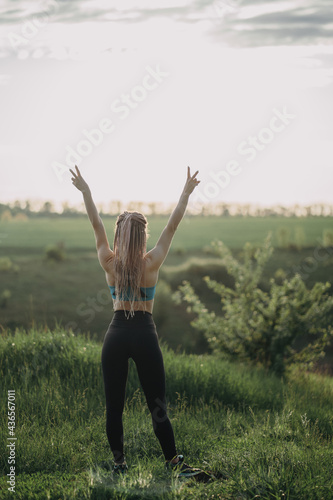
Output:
[165, 455, 202, 478]
[113, 463, 128, 475]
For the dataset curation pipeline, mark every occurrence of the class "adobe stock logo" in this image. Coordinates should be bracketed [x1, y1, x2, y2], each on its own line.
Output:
[64, 287, 112, 335]
[8, 0, 60, 50]
[52, 65, 169, 182]
[286, 238, 333, 281]
[190, 106, 296, 212]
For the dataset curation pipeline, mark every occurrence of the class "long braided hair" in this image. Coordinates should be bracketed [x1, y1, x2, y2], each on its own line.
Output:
[113, 211, 148, 315]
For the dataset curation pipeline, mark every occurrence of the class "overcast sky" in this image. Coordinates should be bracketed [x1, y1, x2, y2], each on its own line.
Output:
[0, 0, 332, 210]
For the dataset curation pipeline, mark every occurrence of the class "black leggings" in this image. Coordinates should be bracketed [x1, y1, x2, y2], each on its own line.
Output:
[101, 310, 177, 463]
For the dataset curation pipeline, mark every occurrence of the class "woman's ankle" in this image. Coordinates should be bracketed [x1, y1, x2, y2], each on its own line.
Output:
[114, 458, 126, 466]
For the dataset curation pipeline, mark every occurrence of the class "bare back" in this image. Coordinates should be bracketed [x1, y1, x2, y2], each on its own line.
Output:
[97, 169, 200, 313]
[102, 252, 161, 313]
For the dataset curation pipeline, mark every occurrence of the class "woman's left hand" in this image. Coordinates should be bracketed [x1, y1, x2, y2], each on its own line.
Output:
[69, 165, 90, 193]
[183, 166, 200, 196]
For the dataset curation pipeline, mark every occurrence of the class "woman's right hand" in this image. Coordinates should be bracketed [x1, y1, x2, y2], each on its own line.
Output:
[183, 166, 200, 195]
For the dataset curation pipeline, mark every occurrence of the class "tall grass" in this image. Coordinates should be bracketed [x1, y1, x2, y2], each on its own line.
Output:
[1, 326, 332, 499]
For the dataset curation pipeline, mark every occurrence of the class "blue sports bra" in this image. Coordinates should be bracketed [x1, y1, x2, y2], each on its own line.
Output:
[109, 285, 156, 301]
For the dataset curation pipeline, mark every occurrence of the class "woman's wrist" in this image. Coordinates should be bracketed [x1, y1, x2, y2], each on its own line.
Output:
[181, 189, 190, 201]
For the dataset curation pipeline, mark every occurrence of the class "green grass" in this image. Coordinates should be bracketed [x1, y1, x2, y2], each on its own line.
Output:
[1, 327, 333, 499]
[1, 216, 333, 356]
[1, 247, 333, 353]
[0, 216, 333, 362]
[1, 215, 332, 252]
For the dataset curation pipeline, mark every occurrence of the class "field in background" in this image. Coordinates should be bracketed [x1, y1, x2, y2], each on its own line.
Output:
[0, 327, 332, 499]
[0, 215, 332, 251]
[0, 216, 333, 355]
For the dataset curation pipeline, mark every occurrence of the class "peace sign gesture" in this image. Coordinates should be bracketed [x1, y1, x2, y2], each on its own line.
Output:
[183, 166, 200, 195]
[69, 165, 90, 194]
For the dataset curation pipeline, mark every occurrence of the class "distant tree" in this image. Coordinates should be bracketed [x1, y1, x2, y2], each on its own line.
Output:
[13, 200, 22, 209]
[41, 201, 54, 214]
[1, 209, 12, 222]
[61, 201, 80, 216]
[220, 203, 230, 216]
[0, 203, 10, 217]
[10, 200, 24, 217]
[97, 202, 106, 215]
[14, 213, 29, 221]
[148, 202, 157, 216]
[108, 201, 122, 215]
[242, 204, 251, 217]
[24, 200, 32, 215]
[127, 201, 144, 213]
[304, 206, 312, 217]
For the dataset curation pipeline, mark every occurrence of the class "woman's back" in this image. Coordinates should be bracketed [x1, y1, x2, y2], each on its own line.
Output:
[69, 165, 200, 316]
[104, 253, 159, 314]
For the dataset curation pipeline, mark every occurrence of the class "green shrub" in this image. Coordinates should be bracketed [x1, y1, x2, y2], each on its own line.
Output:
[153, 280, 173, 325]
[0, 289, 11, 308]
[274, 268, 287, 284]
[172, 247, 186, 256]
[276, 226, 291, 248]
[323, 229, 333, 247]
[0, 257, 19, 273]
[0, 257, 13, 271]
[45, 242, 65, 261]
[174, 234, 333, 376]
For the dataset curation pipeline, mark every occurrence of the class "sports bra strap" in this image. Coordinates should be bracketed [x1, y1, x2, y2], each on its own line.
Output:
[109, 285, 156, 301]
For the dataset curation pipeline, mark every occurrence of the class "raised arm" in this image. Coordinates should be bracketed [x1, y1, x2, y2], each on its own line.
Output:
[146, 167, 200, 270]
[69, 165, 113, 270]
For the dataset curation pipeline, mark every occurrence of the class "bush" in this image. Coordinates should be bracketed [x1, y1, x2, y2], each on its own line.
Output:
[0, 289, 11, 308]
[0, 257, 19, 273]
[276, 226, 290, 248]
[323, 229, 333, 247]
[45, 242, 65, 262]
[0, 257, 13, 271]
[153, 280, 173, 325]
[173, 234, 333, 376]
[0, 209, 12, 221]
[14, 213, 29, 221]
[172, 247, 186, 256]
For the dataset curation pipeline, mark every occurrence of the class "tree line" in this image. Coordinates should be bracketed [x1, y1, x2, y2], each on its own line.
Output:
[1, 200, 333, 220]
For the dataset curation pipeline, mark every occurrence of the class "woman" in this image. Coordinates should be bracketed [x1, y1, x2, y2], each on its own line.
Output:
[70, 165, 201, 477]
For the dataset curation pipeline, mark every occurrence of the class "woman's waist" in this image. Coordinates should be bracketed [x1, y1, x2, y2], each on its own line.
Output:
[112, 309, 154, 322]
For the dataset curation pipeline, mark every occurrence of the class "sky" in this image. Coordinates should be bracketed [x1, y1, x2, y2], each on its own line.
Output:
[0, 0, 333, 211]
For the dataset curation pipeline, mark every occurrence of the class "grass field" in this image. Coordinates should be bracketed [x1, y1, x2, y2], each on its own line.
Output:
[1, 215, 332, 252]
[1, 216, 333, 355]
[1, 326, 333, 499]
[1, 217, 333, 498]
